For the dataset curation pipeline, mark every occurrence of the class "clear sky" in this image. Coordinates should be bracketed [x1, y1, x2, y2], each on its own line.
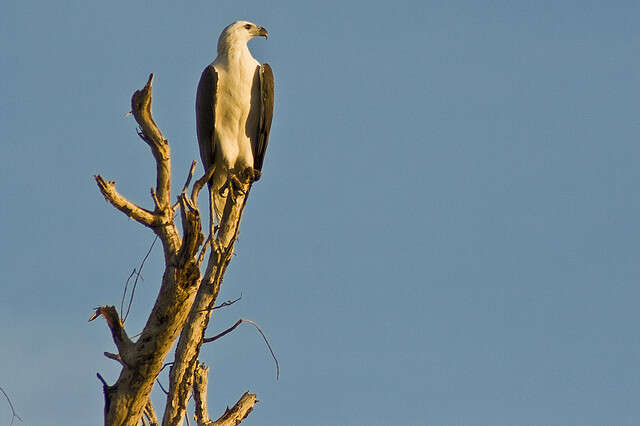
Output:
[1, 1, 639, 425]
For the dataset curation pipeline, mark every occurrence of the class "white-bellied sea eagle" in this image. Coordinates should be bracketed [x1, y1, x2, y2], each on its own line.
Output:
[196, 20, 274, 232]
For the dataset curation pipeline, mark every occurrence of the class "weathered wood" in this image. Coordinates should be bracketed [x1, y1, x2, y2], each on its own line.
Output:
[162, 188, 251, 426]
[145, 399, 160, 426]
[131, 74, 172, 211]
[193, 362, 258, 426]
[212, 392, 257, 426]
[95, 75, 258, 426]
[193, 362, 212, 425]
[89, 307, 134, 365]
[95, 76, 202, 426]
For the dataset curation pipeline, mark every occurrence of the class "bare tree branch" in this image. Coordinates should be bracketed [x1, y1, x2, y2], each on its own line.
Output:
[150, 188, 162, 211]
[176, 193, 205, 268]
[211, 392, 257, 426]
[197, 236, 212, 267]
[144, 399, 159, 426]
[182, 161, 198, 194]
[156, 379, 169, 395]
[190, 165, 216, 206]
[191, 294, 243, 314]
[122, 235, 158, 322]
[192, 362, 212, 425]
[120, 269, 136, 317]
[162, 188, 252, 426]
[193, 365, 257, 426]
[159, 362, 174, 374]
[95, 74, 266, 426]
[93, 75, 207, 425]
[203, 319, 279, 380]
[212, 294, 242, 310]
[131, 74, 171, 209]
[94, 176, 157, 227]
[89, 306, 134, 364]
[103, 352, 124, 365]
[96, 373, 108, 388]
[0, 386, 22, 425]
[202, 319, 242, 343]
[96, 73, 182, 258]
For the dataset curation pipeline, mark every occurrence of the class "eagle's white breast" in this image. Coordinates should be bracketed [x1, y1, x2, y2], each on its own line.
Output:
[212, 50, 260, 173]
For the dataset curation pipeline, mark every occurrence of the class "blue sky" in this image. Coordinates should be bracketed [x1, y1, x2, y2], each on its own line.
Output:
[1, 1, 639, 425]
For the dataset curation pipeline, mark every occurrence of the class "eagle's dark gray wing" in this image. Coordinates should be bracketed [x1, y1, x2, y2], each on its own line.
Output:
[196, 64, 218, 176]
[253, 63, 274, 172]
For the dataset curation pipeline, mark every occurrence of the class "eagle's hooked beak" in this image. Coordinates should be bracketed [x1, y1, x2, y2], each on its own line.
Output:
[255, 26, 269, 39]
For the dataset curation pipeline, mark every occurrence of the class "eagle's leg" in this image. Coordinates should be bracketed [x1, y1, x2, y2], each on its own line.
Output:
[218, 173, 246, 202]
[241, 167, 261, 183]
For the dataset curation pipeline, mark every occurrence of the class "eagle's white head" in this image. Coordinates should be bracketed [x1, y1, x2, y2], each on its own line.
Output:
[218, 20, 269, 54]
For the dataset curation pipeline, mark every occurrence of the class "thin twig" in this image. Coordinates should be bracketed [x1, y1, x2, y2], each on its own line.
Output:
[129, 329, 144, 339]
[213, 294, 242, 310]
[203, 319, 279, 380]
[96, 373, 108, 387]
[120, 269, 136, 316]
[123, 235, 158, 323]
[150, 188, 161, 210]
[190, 164, 216, 205]
[192, 294, 242, 314]
[240, 319, 279, 380]
[156, 379, 169, 395]
[204, 319, 242, 343]
[182, 160, 197, 194]
[0, 386, 22, 424]
[159, 362, 174, 374]
[104, 352, 124, 365]
[173, 161, 199, 212]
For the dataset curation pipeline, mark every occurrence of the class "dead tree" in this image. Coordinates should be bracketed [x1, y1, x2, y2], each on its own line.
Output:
[92, 74, 260, 425]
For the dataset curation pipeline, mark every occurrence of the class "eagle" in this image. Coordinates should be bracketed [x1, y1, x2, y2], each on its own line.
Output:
[196, 20, 274, 233]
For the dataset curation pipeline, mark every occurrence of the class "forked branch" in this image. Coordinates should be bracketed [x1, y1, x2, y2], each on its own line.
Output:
[193, 364, 257, 426]
[94, 176, 157, 227]
[93, 75, 206, 426]
[95, 74, 260, 426]
[95, 73, 180, 256]
[89, 306, 134, 364]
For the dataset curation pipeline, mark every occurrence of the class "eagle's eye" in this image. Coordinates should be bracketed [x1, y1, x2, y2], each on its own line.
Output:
[244, 24, 252, 30]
